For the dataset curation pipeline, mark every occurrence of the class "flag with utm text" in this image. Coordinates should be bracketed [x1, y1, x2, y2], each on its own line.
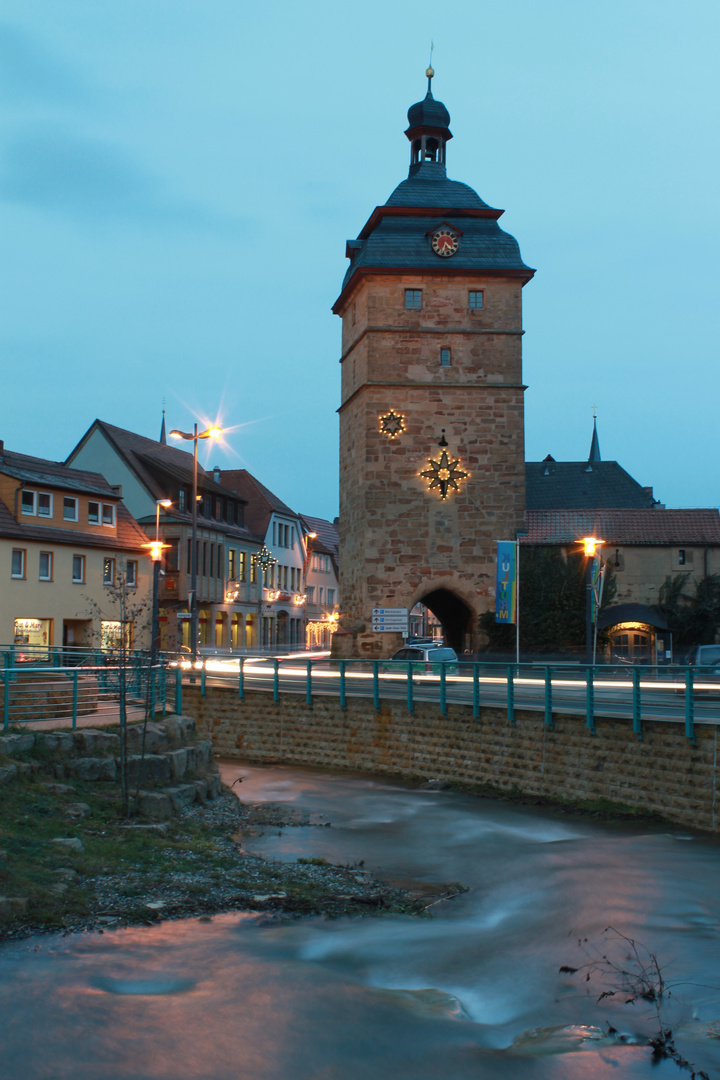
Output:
[495, 541, 517, 624]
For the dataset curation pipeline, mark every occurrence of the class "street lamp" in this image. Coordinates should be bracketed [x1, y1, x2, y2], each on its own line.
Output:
[146, 499, 172, 663]
[169, 424, 223, 668]
[580, 536, 604, 666]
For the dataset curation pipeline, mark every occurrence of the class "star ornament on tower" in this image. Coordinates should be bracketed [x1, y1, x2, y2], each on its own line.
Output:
[379, 410, 405, 439]
[420, 430, 468, 500]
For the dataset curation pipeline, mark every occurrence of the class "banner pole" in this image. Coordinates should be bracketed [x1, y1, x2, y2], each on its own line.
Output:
[515, 536, 520, 666]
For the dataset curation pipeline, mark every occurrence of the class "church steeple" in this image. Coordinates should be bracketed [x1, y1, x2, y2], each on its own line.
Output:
[159, 408, 167, 445]
[588, 414, 601, 463]
[405, 67, 453, 172]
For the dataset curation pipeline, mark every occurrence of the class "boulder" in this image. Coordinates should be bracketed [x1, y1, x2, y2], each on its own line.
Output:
[195, 740, 213, 768]
[0, 732, 35, 756]
[166, 748, 188, 781]
[161, 717, 184, 744]
[125, 723, 169, 755]
[36, 732, 74, 755]
[165, 784, 198, 811]
[0, 897, 28, 920]
[41, 782, 75, 794]
[175, 716, 196, 741]
[193, 778, 209, 802]
[51, 837, 85, 854]
[0, 764, 18, 786]
[124, 754, 171, 784]
[66, 802, 92, 818]
[72, 730, 120, 755]
[137, 790, 172, 821]
[70, 757, 117, 782]
[207, 773, 223, 799]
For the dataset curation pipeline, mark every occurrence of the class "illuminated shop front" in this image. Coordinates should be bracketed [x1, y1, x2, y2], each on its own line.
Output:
[598, 604, 672, 664]
[100, 620, 133, 652]
[14, 617, 52, 653]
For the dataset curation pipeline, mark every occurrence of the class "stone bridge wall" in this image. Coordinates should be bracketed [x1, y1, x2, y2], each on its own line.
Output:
[184, 686, 720, 832]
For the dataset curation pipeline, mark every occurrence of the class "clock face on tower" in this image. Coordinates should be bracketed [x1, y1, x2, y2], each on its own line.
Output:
[431, 228, 459, 257]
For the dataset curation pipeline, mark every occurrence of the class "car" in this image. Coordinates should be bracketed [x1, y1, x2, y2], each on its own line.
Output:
[384, 643, 459, 675]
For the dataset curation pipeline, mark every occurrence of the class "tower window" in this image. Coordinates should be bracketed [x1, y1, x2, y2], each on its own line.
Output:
[404, 289, 422, 310]
[468, 290, 484, 310]
[440, 348, 451, 366]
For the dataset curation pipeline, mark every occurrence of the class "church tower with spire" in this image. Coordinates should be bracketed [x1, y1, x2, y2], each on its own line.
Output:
[333, 72, 535, 656]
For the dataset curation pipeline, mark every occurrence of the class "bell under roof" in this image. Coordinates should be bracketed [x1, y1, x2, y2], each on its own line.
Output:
[334, 77, 533, 309]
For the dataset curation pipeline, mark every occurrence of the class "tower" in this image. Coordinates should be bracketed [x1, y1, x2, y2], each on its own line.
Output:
[333, 72, 535, 656]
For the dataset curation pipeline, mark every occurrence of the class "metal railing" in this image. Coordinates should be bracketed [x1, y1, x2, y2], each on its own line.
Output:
[1, 649, 168, 730]
[173, 656, 720, 742]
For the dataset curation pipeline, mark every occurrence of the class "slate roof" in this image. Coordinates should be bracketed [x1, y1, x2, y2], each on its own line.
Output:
[385, 163, 491, 210]
[525, 461, 656, 510]
[69, 420, 236, 502]
[524, 509, 720, 546]
[215, 469, 298, 541]
[0, 448, 119, 498]
[67, 421, 258, 544]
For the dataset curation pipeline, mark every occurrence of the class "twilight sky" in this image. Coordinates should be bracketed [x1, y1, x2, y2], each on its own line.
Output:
[2, 1, 718, 520]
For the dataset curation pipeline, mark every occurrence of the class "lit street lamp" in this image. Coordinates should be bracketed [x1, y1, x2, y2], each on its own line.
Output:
[145, 499, 172, 663]
[169, 423, 223, 668]
[581, 536, 604, 666]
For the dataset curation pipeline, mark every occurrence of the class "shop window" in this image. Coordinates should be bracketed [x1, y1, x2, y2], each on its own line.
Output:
[39, 552, 53, 580]
[11, 549, 26, 578]
[64, 497, 78, 522]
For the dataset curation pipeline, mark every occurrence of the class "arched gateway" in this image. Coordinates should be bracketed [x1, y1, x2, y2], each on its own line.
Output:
[333, 70, 534, 658]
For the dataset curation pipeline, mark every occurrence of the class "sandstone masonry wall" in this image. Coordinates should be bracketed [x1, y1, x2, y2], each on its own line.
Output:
[185, 687, 720, 833]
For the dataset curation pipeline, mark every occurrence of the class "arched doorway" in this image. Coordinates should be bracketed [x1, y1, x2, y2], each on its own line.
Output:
[419, 589, 473, 654]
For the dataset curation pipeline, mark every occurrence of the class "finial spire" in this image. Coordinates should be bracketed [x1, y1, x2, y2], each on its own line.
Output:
[159, 404, 167, 445]
[426, 41, 435, 91]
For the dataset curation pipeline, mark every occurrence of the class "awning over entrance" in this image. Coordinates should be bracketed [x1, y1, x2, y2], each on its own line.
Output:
[597, 603, 668, 630]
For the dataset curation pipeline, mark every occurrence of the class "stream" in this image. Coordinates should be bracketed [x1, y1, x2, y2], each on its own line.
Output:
[3, 761, 720, 1079]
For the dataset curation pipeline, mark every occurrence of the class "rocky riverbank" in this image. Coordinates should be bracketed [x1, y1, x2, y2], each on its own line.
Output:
[0, 729, 457, 941]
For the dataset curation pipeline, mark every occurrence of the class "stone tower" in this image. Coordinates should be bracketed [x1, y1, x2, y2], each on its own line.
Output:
[333, 72, 534, 657]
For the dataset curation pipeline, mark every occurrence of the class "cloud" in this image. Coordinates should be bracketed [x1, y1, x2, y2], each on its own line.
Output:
[0, 23, 89, 106]
[0, 122, 242, 232]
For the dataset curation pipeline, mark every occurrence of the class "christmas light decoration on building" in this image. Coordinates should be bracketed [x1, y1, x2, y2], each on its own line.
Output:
[251, 545, 277, 575]
[420, 430, 468, 500]
[379, 410, 406, 439]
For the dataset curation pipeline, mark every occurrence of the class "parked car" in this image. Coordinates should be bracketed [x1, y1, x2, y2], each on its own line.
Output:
[384, 643, 459, 674]
[686, 645, 720, 671]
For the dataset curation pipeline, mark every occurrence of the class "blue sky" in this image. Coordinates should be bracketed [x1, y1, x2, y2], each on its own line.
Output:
[1, 0, 718, 519]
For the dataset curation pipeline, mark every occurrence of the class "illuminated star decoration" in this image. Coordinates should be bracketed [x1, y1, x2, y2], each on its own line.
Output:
[420, 430, 468, 500]
[251, 544, 278, 573]
[379, 410, 405, 439]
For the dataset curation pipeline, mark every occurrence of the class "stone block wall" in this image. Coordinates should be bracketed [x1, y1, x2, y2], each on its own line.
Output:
[185, 686, 720, 833]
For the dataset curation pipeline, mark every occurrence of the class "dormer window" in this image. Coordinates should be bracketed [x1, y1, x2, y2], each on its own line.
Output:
[21, 490, 36, 515]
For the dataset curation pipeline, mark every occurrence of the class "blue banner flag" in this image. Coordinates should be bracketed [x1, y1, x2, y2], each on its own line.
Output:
[495, 541, 517, 624]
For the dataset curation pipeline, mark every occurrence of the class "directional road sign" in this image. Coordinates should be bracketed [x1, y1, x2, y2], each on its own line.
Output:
[372, 607, 409, 632]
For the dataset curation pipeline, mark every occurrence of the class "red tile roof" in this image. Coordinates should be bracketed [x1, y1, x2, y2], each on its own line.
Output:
[524, 509, 720, 546]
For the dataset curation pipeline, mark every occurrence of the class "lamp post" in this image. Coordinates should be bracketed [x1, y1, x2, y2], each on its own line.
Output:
[169, 424, 222, 668]
[147, 500, 172, 663]
[581, 536, 604, 666]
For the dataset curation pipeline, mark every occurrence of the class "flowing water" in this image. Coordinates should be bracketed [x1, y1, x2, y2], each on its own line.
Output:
[3, 761, 720, 1079]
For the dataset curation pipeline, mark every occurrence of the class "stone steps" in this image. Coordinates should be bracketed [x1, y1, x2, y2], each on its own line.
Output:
[0, 714, 222, 819]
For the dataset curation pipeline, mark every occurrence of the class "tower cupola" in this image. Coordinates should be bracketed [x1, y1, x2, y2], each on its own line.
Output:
[405, 67, 452, 171]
